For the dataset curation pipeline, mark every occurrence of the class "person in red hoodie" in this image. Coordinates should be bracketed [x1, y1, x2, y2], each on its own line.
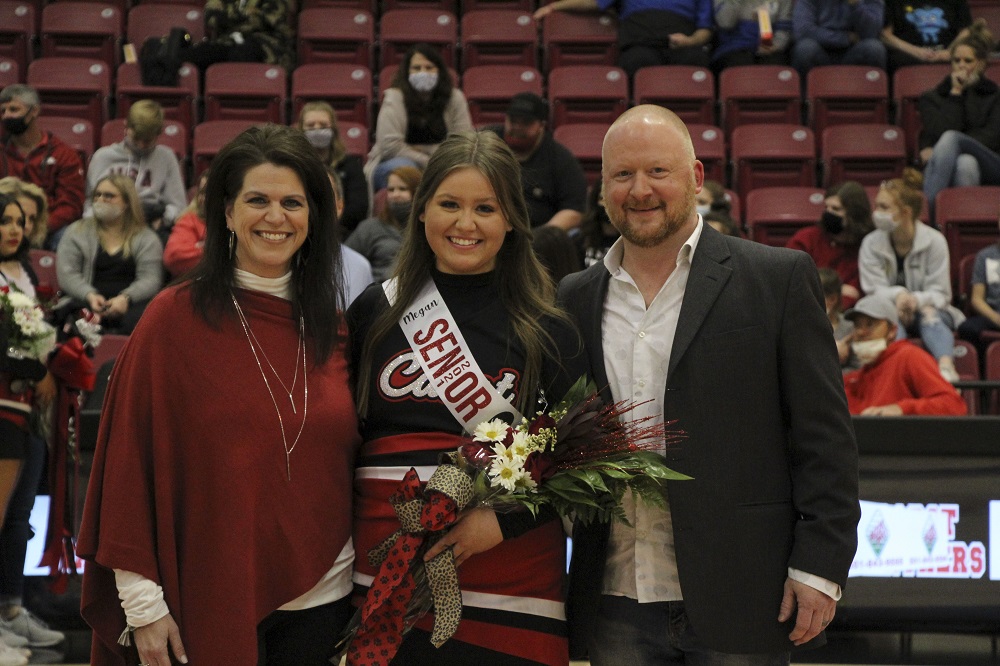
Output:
[843, 294, 967, 416]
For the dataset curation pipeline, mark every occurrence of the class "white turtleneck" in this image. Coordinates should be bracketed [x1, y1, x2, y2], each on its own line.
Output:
[233, 268, 292, 299]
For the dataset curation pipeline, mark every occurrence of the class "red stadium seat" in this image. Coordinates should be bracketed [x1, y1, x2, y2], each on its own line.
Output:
[935, 186, 1000, 292]
[204, 63, 287, 124]
[744, 186, 825, 247]
[987, 340, 1000, 415]
[339, 121, 370, 159]
[688, 124, 726, 184]
[37, 116, 95, 165]
[29, 249, 58, 293]
[192, 120, 258, 181]
[633, 65, 715, 126]
[461, 10, 538, 69]
[462, 65, 543, 126]
[291, 64, 372, 126]
[302, 0, 376, 10]
[90, 333, 130, 372]
[126, 4, 205, 48]
[970, 1, 1000, 33]
[719, 65, 801, 139]
[27, 57, 110, 130]
[382, 0, 457, 13]
[379, 9, 458, 70]
[116, 61, 199, 132]
[541, 11, 617, 72]
[821, 124, 907, 187]
[548, 65, 628, 128]
[0, 58, 18, 88]
[552, 122, 609, 186]
[730, 124, 817, 202]
[807, 65, 889, 151]
[958, 253, 977, 315]
[0, 1, 35, 75]
[460, 0, 533, 12]
[100, 117, 189, 167]
[893, 64, 950, 162]
[297, 8, 374, 69]
[952, 338, 980, 413]
[40, 2, 122, 71]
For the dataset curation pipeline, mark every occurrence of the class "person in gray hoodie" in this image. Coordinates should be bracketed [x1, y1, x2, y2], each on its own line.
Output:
[86, 100, 187, 236]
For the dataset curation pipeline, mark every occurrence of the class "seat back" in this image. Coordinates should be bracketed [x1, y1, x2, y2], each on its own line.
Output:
[0, 1, 35, 75]
[892, 64, 950, 161]
[37, 116, 95, 165]
[687, 124, 726, 184]
[719, 65, 801, 139]
[296, 8, 374, 68]
[116, 61, 200, 131]
[936, 186, 1000, 292]
[541, 11, 617, 72]
[28, 249, 59, 293]
[821, 124, 907, 187]
[461, 9, 538, 69]
[0, 57, 18, 89]
[379, 9, 458, 70]
[633, 65, 715, 126]
[126, 4, 205, 47]
[460, 0, 533, 13]
[953, 339, 981, 414]
[204, 63, 288, 124]
[192, 120, 258, 180]
[40, 2, 122, 70]
[27, 57, 111, 130]
[552, 122, 610, 186]
[291, 63, 372, 126]
[548, 64, 628, 128]
[730, 124, 817, 202]
[339, 121, 370, 159]
[987, 340, 1000, 415]
[462, 65, 543, 126]
[807, 65, 889, 150]
[744, 187, 825, 247]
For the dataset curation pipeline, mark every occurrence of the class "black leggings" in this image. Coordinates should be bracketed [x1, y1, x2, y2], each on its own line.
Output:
[256, 594, 352, 666]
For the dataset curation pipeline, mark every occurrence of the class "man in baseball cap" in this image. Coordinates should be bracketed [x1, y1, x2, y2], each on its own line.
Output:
[842, 294, 966, 415]
[488, 92, 586, 230]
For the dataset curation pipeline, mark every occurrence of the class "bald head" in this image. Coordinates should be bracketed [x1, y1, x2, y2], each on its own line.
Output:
[602, 105, 696, 167]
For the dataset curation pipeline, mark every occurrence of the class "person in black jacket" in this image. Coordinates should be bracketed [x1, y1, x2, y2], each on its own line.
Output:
[919, 19, 1000, 219]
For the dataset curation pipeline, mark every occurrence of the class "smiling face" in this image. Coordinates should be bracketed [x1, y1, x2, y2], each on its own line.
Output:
[422, 166, 512, 275]
[226, 163, 309, 279]
[0, 202, 24, 258]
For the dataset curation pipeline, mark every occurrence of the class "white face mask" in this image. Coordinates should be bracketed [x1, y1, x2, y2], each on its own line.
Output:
[696, 203, 711, 216]
[872, 210, 899, 233]
[304, 127, 333, 148]
[92, 201, 125, 223]
[852, 338, 888, 365]
[409, 71, 438, 92]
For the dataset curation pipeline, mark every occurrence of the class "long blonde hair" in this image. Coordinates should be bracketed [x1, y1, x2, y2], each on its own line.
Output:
[87, 174, 147, 257]
[355, 131, 570, 416]
[297, 101, 348, 166]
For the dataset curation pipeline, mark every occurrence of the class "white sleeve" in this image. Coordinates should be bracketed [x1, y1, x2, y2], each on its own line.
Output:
[788, 567, 842, 601]
[113, 569, 170, 627]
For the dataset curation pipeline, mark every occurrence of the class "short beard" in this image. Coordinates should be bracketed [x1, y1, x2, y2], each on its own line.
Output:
[610, 180, 697, 249]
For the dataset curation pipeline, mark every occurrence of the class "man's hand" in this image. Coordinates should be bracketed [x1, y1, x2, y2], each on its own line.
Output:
[134, 614, 188, 666]
[778, 578, 837, 646]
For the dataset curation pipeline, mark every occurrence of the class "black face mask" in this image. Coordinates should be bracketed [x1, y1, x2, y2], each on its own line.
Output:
[821, 211, 844, 236]
[2, 115, 30, 136]
[387, 201, 412, 225]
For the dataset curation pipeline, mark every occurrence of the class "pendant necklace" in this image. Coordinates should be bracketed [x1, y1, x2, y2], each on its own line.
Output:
[232, 294, 308, 481]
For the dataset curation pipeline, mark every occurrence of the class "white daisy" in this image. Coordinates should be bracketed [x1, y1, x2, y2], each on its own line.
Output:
[473, 418, 510, 443]
[489, 457, 526, 492]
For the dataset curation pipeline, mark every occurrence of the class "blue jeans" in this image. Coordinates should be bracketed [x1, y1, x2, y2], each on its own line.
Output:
[898, 307, 956, 361]
[923, 130, 1000, 219]
[0, 434, 45, 604]
[372, 156, 421, 192]
[790, 37, 887, 77]
[589, 595, 790, 666]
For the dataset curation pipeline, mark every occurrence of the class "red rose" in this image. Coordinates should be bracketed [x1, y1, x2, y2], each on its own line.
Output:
[459, 441, 494, 470]
[523, 450, 556, 484]
[528, 414, 556, 435]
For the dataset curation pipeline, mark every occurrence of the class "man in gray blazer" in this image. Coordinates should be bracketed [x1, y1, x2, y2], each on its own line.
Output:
[558, 105, 860, 664]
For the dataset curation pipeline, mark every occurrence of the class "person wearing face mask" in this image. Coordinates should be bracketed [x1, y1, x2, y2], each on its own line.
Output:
[56, 174, 163, 334]
[842, 294, 966, 415]
[787, 181, 874, 309]
[86, 100, 187, 240]
[918, 20, 1000, 221]
[858, 169, 965, 383]
[346, 166, 422, 281]
[577, 182, 620, 267]
[694, 179, 731, 218]
[297, 102, 369, 233]
[365, 44, 473, 192]
[486, 93, 587, 230]
[0, 84, 85, 249]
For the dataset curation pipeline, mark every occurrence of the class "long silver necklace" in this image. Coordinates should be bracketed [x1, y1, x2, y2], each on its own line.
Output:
[232, 294, 308, 481]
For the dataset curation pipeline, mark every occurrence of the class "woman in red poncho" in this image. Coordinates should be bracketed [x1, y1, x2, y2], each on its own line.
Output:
[79, 125, 362, 666]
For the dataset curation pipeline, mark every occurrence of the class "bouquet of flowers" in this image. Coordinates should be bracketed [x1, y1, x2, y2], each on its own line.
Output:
[341, 377, 690, 666]
[0, 285, 57, 377]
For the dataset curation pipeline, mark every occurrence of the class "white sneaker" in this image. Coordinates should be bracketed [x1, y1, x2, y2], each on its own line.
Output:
[0, 640, 28, 666]
[0, 608, 64, 647]
[0, 629, 25, 650]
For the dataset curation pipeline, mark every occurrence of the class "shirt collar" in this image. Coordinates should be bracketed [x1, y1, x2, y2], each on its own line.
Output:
[603, 215, 705, 277]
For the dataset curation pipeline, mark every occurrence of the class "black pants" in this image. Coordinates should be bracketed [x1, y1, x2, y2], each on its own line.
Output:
[390, 628, 546, 666]
[618, 43, 711, 78]
[256, 595, 352, 666]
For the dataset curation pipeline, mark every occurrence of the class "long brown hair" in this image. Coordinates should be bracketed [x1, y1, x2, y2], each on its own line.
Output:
[88, 174, 147, 258]
[355, 130, 569, 416]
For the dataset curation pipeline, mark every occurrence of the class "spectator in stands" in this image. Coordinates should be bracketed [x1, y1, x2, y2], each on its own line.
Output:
[86, 100, 187, 240]
[695, 179, 732, 217]
[919, 20, 1000, 219]
[486, 93, 588, 230]
[346, 166, 421, 282]
[163, 171, 208, 278]
[881, 0, 972, 71]
[533, 225, 583, 282]
[297, 102, 368, 233]
[712, 0, 793, 71]
[843, 293, 967, 414]
[577, 182, 619, 267]
[820, 266, 859, 370]
[56, 175, 163, 334]
[534, 0, 713, 77]
[0, 178, 48, 249]
[957, 224, 1000, 360]
[365, 44, 473, 192]
[787, 181, 873, 308]
[859, 169, 964, 382]
[791, 0, 887, 77]
[703, 210, 741, 236]
[328, 170, 373, 307]
[0, 85, 85, 250]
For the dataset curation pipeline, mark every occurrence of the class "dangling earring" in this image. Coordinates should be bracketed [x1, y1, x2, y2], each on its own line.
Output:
[228, 229, 235, 259]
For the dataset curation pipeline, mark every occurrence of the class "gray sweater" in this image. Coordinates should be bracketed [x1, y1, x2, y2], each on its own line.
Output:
[56, 219, 164, 303]
[86, 142, 188, 226]
[345, 217, 403, 282]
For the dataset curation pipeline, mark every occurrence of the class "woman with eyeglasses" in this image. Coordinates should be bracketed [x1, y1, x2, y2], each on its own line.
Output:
[918, 19, 1000, 219]
[56, 174, 163, 333]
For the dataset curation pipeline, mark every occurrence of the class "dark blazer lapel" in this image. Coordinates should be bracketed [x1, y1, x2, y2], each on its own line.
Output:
[667, 225, 733, 379]
[580, 268, 614, 403]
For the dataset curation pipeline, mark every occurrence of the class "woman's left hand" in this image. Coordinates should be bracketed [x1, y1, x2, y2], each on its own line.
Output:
[423, 507, 503, 567]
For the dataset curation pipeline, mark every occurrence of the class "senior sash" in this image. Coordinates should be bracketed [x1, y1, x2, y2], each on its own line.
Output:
[383, 278, 522, 430]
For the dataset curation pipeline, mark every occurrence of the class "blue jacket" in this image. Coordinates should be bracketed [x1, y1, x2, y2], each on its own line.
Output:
[793, 0, 884, 48]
